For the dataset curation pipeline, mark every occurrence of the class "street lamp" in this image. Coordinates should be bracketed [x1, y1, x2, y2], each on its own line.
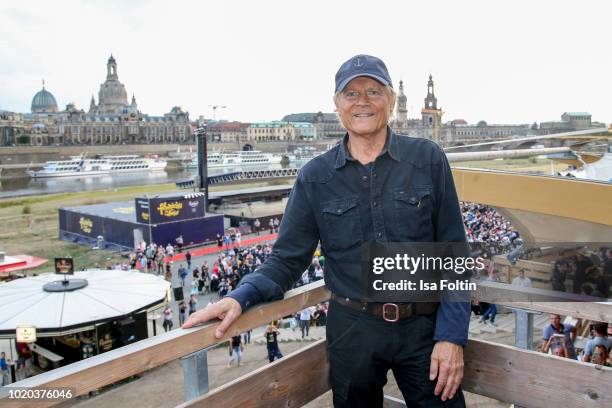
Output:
[195, 125, 209, 212]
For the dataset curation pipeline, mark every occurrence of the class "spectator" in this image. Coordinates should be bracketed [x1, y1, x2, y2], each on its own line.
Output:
[541, 314, 577, 359]
[511, 268, 532, 287]
[188, 294, 198, 316]
[1, 352, 9, 386]
[178, 264, 188, 288]
[216, 233, 223, 253]
[185, 250, 192, 269]
[265, 324, 283, 363]
[227, 335, 243, 367]
[591, 345, 610, 366]
[582, 322, 611, 363]
[253, 219, 261, 235]
[299, 307, 312, 338]
[178, 301, 187, 326]
[175, 235, 184, 252]
[162, 305, 173, 332]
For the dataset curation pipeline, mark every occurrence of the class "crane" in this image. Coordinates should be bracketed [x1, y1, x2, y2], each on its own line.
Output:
[208, 105, 227, 120]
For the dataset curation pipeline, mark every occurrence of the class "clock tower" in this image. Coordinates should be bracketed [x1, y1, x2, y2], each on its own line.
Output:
[421, 74, 443, 144]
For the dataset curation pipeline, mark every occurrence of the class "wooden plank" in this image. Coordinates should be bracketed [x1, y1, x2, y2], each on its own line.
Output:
[476, 280, 612, 321]
[0, 280, 331, 407]
[177, 340, 329, 408]
[182, 338, 612, 408]
[463, 339, 612, 407]
[383, 395, 408, 407]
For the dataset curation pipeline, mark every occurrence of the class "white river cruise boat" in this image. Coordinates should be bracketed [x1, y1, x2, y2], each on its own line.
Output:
[28, 155, 167, 178]
[186, 150, 282, 169]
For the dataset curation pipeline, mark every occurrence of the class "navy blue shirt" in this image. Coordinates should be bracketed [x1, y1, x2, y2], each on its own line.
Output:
[229, 127, 470, 345]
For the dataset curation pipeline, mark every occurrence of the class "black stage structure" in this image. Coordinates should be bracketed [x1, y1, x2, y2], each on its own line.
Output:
[59, 192, 224, 250]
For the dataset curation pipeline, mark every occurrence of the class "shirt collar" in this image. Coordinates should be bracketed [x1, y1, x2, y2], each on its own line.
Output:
[334, 126, 401, 169]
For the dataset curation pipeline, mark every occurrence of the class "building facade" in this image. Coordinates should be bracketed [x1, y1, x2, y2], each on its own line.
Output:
[2, 56, 191, 146]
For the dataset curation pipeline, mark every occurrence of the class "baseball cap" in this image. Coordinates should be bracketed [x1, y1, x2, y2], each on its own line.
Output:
[335, 54, 393, 94]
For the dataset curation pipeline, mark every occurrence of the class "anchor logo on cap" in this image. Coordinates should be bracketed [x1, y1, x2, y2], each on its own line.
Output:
[353, 56, 363, 67]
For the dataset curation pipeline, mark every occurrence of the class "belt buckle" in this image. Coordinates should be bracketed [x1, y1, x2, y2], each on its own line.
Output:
[382, 303, 399, 322]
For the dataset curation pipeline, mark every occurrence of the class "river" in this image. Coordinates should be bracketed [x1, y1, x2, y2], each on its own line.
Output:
[0, 162, 305, 199]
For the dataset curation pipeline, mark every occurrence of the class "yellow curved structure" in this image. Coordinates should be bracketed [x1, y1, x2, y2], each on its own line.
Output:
[452, 168, 612, 242]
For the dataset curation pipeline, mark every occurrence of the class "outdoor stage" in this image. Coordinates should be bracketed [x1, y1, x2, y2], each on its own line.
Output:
[59, 193, 224, 250]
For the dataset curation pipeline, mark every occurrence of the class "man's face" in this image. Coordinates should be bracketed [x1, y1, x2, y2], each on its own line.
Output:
[592, 347, 608, 365]
[334, 76, 392, 137]
[550, 314, 561, 326]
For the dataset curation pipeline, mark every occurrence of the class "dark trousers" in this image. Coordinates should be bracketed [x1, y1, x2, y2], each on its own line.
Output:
[267, 346, 283, 362]
[326, 301, 466, 408]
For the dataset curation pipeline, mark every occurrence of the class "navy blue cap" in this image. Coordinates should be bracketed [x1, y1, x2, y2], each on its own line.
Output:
[335, 54, 393, 93]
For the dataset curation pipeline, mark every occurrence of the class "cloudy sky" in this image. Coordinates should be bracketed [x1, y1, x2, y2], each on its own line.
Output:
[1, 0, 610, 125]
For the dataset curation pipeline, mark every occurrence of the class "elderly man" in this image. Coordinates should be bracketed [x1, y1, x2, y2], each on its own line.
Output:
[184, 54, 469, 407]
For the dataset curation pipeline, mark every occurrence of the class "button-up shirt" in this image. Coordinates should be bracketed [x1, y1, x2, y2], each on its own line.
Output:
[228, 126, 470, 345]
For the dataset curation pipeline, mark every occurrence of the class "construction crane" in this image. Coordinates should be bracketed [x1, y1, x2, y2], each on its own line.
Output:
[208, 105, 227, 120]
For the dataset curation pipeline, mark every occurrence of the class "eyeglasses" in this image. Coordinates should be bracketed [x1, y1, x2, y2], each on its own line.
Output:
[339, 88, 385, 102]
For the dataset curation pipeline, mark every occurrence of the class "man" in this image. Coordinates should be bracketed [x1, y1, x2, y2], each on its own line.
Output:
[582, 322, 611, 362]
[299, 307, 312, 338]
[227, 335, 243, 367]
[178, 264, 188, 288]
[511, 268, 532, 288]
[541, 314, 577, 359]
[591, 344, 610, 366]
[1, 352, 9, 386]
[184, 54, 469, 406]
[265, 324, 283, 363]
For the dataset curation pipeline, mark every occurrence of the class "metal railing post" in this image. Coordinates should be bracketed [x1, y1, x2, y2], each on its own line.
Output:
[514, 309, 534, 350]
[180, 347, 211, 401]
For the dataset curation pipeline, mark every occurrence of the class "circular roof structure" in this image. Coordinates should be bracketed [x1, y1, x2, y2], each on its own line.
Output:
[31, 86, 58, 113]
[0, 270, 169, 337]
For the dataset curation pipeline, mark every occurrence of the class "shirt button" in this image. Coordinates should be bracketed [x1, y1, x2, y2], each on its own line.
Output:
[373, 173, 377, 178]
[377, 232, 382, 238]
[372, 201, 377, 207]
[362, 175, 368, 181]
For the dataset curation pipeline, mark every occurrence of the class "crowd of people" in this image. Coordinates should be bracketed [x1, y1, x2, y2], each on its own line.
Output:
[541, 314, 611, 366]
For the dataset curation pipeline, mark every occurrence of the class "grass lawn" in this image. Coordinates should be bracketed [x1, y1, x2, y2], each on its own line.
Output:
[0, 180, 290, 275]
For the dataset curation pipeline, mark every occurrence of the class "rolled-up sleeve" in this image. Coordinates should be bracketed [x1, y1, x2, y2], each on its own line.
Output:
[431, 147, 471, 346]
[228, 175, 320, 311]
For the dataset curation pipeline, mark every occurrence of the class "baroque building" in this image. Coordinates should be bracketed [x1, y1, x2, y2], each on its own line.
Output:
[1, 55, 191, 146]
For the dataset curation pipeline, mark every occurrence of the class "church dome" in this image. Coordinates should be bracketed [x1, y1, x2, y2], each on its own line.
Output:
[31, 86, 58, 113]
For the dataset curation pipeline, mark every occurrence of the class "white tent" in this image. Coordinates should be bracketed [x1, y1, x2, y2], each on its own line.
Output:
[0, 270, 169, 338]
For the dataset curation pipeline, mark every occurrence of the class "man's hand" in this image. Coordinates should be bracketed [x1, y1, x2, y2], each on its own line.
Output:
[182, 297, 242, 338]
[429, 341, 464, 402]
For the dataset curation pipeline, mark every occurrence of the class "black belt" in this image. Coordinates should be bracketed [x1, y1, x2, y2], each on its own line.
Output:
[331, 293, 438, 322]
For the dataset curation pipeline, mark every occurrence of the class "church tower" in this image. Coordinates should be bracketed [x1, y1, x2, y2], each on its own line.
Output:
[97, 54, 128, 115]
[424, 74, 437, 109]
[107, 54, 118, 80]
[396, 80, 408, 122]
[89, 95, 97, 114]
[421, 75, 443, 144]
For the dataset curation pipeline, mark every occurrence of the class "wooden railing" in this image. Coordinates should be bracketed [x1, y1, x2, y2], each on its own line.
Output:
[1, 279, 611, 408]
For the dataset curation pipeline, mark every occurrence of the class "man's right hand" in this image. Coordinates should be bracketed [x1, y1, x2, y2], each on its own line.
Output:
[182, 297, 242, 338]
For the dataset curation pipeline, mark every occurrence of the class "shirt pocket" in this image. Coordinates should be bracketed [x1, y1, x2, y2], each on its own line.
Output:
[321, 197, 362, 250]
[391, 186, 434, 240]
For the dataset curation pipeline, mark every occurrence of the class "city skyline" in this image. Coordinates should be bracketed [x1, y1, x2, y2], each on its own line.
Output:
[1, 0, 610, 125]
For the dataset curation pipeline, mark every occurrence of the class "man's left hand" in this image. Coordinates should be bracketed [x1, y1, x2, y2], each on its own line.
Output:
[429, 341, 464, 401]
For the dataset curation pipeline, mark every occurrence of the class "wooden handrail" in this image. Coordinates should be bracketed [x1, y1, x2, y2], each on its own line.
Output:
[477, 280, 612, 321]
[2, 279, 611, 407]
[177, 338, 612, 408]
